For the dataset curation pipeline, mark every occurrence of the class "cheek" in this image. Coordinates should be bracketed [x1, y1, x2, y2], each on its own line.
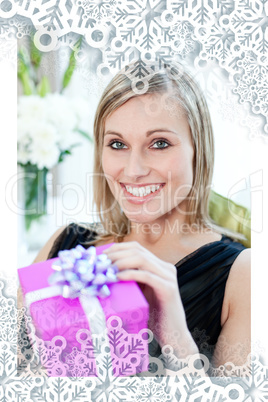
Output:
[102, 150, 115, 177]
[101, 151, 121, 199]
[169, 151, 194, 185]
[102, 148, 126, 182]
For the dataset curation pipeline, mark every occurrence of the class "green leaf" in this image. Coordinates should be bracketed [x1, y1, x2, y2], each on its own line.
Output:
[30, 38, 42, 69]
[58, 142, 86, 163]
[19, 72, 34, 95]
[37, 76, 51, 97]
[18, 49, 35, 95]
[17, 50, 28, 78]
[62, 36, 83, 90]
[76, 129, 93, 142]
[58, 149, 72, 163]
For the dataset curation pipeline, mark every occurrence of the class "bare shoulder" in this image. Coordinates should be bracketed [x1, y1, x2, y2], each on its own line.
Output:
[226, 248, 250, 291]
[221, 248, 251, 325]
[32, 225, 67, 264]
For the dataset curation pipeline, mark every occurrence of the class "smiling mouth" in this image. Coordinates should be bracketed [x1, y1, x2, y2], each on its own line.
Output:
[120, 183, 165, 198]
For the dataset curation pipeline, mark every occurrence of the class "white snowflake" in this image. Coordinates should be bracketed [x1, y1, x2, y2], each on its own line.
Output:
[2, 0, 265, 127]
[168, 21, 195, 58]
[231, 0, 268, 57]
[232, 50, 268, 130]
[76, 0, 117, 22]
[0, 33, 16, 65]
[136, 379, 172, 401]
[0, 0, 267, 398]
[166, 0, 219, 25]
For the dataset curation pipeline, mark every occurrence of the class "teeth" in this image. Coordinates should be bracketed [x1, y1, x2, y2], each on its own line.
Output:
[138, 187, 145, 197]
[133, 188, 139, 196]
[124, 184, 162, 197]
[145, 186, 151, 195]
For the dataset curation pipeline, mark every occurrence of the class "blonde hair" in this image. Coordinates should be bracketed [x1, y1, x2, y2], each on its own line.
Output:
[90, 61, 217, 243]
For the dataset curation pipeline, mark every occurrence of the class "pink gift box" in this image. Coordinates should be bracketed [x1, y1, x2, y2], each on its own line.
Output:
[18, 243, 150, 377]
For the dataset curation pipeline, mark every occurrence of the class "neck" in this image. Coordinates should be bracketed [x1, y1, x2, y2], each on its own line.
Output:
[125, 210, 198, 246]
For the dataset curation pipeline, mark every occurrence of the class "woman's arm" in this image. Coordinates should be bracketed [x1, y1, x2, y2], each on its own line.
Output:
[213, 248, 251, 367]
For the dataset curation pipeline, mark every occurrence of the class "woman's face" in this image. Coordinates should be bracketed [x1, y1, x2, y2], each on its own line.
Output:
[101, 93, 194, 224]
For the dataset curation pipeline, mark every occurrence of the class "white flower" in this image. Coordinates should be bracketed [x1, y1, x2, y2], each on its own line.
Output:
[18, 95, 47, 121]
[30, 121, 58, 150]
[18, 116, 38, 144]
[17, 93, 91, 169]
[29, 141, 60, 170]
[17, 147, 31, 165]
[27, 122, 59, 168]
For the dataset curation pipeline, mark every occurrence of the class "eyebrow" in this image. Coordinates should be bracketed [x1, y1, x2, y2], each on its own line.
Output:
[104, 129, 178, 138]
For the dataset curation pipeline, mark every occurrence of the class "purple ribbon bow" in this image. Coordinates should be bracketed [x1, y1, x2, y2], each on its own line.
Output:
[48, 245, 118, 299]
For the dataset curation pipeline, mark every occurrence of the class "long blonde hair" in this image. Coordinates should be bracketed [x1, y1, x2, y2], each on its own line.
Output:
[90, 61, 216, 243]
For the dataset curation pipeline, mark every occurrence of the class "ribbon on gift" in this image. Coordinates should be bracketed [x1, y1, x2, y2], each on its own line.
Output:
[49, 245, 118, 299]
[24, 245, 118, 334]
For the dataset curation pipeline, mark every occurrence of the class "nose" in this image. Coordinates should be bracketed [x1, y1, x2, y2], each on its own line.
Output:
[124, 150, 150, 179]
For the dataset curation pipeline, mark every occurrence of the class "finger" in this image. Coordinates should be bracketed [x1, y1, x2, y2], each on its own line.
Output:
[112, 255, 154, 273]
[116, 269, 174, 302]
[103, 241, 142, 253]
[105, 249, 176, 276]
[106, 249, 146, 266]
[110, 254, 174, 281]
[105, 249, 141, 261]
[105, 248, 150, 269]
[117, 268, 164, 291]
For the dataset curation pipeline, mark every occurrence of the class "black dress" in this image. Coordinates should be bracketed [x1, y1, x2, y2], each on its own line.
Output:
[48, 222, 246, 360]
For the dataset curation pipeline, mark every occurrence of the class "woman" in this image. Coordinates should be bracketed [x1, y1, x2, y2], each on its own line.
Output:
[33, 61, 250, 370]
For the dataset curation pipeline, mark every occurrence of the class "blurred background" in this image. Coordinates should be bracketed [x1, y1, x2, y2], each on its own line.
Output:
[17, 35, 253, 267]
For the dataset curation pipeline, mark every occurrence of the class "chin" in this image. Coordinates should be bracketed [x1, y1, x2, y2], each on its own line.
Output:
[124, 212, 161, 224]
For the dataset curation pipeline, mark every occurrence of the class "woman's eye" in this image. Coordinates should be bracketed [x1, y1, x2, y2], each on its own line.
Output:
[151, 140, 170, 149]
[109, 141, 127, 149]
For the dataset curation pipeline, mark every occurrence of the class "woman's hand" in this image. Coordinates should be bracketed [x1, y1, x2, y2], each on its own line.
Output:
[103, 241, 198, 358]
